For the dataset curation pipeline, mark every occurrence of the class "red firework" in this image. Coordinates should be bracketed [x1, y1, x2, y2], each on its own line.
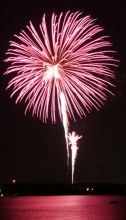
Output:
[4, 11, 117, 123]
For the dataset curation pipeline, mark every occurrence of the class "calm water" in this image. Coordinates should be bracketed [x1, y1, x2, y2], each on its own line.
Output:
[0, 195, 126, 220]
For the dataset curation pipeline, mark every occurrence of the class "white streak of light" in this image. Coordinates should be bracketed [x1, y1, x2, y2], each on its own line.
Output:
[68, 131, 82, 184]
[60, 92, 69, 160]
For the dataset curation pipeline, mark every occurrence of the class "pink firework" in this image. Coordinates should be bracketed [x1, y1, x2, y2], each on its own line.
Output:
[4, 11, 117, 123]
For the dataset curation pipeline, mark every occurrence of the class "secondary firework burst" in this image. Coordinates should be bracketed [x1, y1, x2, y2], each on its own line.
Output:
[68, 132, 82, 184]
[4, 11, 117, 183]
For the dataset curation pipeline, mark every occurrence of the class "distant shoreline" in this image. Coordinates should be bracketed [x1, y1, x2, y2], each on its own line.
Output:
[1, 183, 126, 196]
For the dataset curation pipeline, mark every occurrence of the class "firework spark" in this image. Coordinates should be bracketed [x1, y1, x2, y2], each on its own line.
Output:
[4, 11, 117, 124]
[68, 131, 82, 184]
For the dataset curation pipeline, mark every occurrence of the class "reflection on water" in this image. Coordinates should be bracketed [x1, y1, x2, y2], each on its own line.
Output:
[0, 195, 126, 220]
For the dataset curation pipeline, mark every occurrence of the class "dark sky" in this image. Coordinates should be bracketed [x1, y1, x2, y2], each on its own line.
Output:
[0, 1, 126, 184]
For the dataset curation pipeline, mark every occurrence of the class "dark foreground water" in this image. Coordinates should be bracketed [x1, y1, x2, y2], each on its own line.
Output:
[0, 195, 126, 220]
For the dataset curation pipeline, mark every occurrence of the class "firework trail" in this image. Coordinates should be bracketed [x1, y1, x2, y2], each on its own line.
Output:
[60, 92, 69, 160]
[4, 11, 117, 183]
[68, 131, 82, 184]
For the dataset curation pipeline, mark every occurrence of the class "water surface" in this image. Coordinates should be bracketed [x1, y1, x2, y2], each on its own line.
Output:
[0, 195, 126, 220]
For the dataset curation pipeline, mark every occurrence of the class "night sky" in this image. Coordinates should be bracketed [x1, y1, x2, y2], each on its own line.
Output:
[0, 1, 126, 184]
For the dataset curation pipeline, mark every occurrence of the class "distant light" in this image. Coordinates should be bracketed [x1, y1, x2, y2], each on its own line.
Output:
[91, 187, 94, 191]
[12, 179, 16, 184]
[0, 194, 4, 197]
[86, 187, 89, 191]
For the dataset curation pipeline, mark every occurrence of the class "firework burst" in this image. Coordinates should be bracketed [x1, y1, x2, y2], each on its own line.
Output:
[4, 11, 117, 123]
[68, 131, 82, 184]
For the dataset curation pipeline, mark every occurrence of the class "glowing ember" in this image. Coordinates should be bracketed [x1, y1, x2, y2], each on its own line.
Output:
[68, 131, 82, 184]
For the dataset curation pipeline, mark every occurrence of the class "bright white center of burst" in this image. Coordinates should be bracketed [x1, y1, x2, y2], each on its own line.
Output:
[44, 64, 60, 80]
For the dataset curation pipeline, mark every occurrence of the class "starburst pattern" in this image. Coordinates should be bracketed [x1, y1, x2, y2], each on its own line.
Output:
[5, 11, 117, 123]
